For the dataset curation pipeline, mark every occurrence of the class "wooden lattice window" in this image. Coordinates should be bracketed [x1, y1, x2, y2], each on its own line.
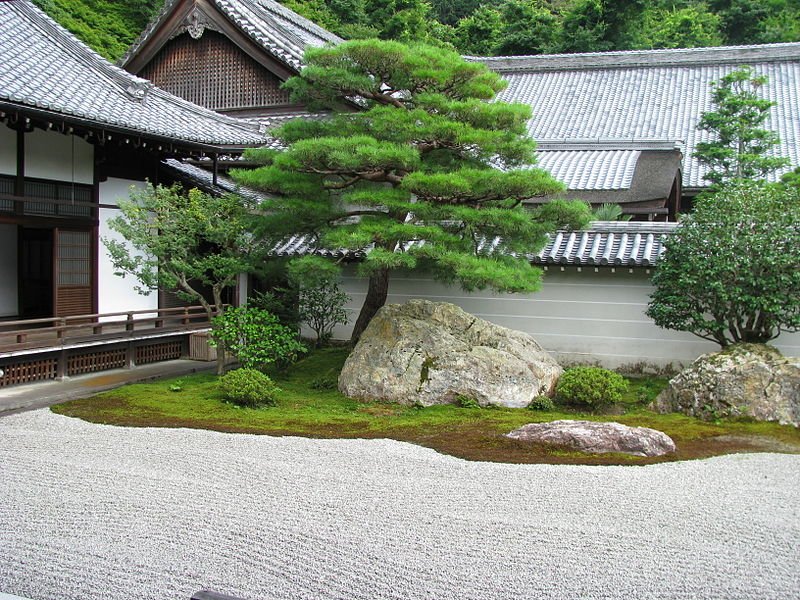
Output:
[55, 229, 93, 317]
[140, 31, 292, 111]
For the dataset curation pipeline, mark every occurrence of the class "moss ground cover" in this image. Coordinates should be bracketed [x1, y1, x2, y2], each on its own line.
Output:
[52, 348, 800, 465]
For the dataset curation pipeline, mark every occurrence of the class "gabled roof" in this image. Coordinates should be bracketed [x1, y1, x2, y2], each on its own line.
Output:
[0, 0, 269, 151]
[475, 43, 800, 189]
[121, 0, 341, 73]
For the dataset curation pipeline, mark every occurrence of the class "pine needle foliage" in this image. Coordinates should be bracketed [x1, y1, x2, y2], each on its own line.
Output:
[694, 67, 790, 186]
[232, 40, 591, 340]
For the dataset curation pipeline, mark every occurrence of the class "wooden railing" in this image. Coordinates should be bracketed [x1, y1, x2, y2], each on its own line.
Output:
[0, 305, 224, 355]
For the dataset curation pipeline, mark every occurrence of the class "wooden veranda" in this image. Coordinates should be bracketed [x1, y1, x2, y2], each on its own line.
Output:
[0, 305, 221, 387]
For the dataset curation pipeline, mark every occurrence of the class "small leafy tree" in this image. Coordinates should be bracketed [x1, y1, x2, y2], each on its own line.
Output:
[211, 306, 307, 370]
[694, 67, 790, 186]
[646, 181, 800, 346]
[104, 184, 266, 374]
[289, 257, 350, 347]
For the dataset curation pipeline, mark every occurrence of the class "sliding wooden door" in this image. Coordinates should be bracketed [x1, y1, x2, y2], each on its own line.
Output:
[54, 229, 93, 317]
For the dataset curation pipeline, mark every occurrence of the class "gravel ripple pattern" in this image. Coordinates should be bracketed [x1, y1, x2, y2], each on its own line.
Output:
[0, 410, 799, 600]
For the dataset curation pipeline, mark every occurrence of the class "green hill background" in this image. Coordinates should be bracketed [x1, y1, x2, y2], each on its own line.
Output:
[34, 0, 800, 62]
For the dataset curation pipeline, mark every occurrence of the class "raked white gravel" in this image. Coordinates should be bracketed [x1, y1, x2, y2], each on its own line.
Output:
[0, 409, 798, 600]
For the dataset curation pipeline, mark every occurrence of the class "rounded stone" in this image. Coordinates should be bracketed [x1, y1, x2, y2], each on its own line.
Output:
[652, 343, 800, 427]
[338, 300, 562, 407]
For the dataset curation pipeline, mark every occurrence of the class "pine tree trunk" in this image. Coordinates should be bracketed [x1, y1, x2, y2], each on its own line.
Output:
[350, 268, 389, 344]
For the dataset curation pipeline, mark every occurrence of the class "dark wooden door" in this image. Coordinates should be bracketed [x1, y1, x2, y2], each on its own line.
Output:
[18, 227, 53, 318]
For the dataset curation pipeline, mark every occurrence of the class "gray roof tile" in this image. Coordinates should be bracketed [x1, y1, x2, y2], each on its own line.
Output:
[478, 44, 800, 188]
[533, 149, 640, 190]
[270, 221, 677, 267]
[162, 158, 267, 203]
[0, 1, 269, 149]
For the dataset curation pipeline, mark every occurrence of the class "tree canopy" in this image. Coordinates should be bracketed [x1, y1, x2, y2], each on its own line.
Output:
[232, 40, 591, 341]
[104, 184, 268, 373]
[646, 182, 800, 346]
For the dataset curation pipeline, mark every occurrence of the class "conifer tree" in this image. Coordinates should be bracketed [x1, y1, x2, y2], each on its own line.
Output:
[233, 40, 591, 341]
[694, 67, 790, 186]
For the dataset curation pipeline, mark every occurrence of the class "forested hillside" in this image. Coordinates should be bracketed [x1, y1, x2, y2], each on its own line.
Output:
[36, 0, 800, 61]
[32, 0, 160, 60]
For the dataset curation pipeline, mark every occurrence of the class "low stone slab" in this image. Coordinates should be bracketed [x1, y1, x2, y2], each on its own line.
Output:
[507, 420, 677, 457]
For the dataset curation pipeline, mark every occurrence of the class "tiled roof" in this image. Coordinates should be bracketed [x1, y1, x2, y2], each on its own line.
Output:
[476, 43, 800, 188]
[533, 149, 640, 190]
[0, 1, 269, 150]
[122, 0, 341, 72]
[271, 221, 677, 267]
[533, 221, 676, 266]
[161, 159, 267, 203]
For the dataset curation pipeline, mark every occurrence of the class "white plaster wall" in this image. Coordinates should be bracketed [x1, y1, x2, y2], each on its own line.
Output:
[98, 178, 158, 318]
[0, 224, 17, 317]
[24, 129, 93, 184]
[334, 266, 800, 371]
[0, 124, 15, 176]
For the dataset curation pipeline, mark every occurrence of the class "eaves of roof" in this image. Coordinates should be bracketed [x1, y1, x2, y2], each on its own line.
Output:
[470, 42, 800, 73]
[1, 1, 270, 151]
[271, 222, 678, 268]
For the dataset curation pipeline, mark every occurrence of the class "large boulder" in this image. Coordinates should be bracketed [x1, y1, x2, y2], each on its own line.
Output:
[506, 420, 676, 457]
[652, 344, 800, 427]
[339, 300, 561, 407]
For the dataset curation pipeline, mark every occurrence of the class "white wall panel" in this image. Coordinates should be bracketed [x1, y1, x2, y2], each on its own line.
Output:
[98, 179, 158, 317]
[0, 124, 15, 176]
[334, 267, 800, 371]
[0, 224, 17, 316]
[25, 129, 93, 184]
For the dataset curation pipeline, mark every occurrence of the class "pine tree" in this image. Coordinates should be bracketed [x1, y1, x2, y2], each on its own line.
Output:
[694, 67, 790, 186]
[233, 40, 591, 341]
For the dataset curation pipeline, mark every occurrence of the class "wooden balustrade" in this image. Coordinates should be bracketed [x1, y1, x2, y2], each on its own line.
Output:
[0, 305, 226, 355]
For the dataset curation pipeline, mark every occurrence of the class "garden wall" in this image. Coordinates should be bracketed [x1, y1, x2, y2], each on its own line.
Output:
[332, 266, 800, 372]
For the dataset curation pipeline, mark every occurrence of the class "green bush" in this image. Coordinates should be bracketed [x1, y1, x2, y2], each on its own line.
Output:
[528, 395, 555, 411]
[211, 306, 307, 370]
[219, 368, 281, 408]
[456, 394, 480, 409]
[555, 367, 628, 409]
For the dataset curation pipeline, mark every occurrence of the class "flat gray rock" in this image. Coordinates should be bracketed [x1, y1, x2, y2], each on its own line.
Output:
[507, 419, 677, 457]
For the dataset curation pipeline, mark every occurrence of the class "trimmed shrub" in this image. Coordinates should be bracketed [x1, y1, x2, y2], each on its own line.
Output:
[528, 395, 555, 411]
[219, 368, 281, 408]
[555, 367, 629, 409]
[211, 306, 307, 370]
